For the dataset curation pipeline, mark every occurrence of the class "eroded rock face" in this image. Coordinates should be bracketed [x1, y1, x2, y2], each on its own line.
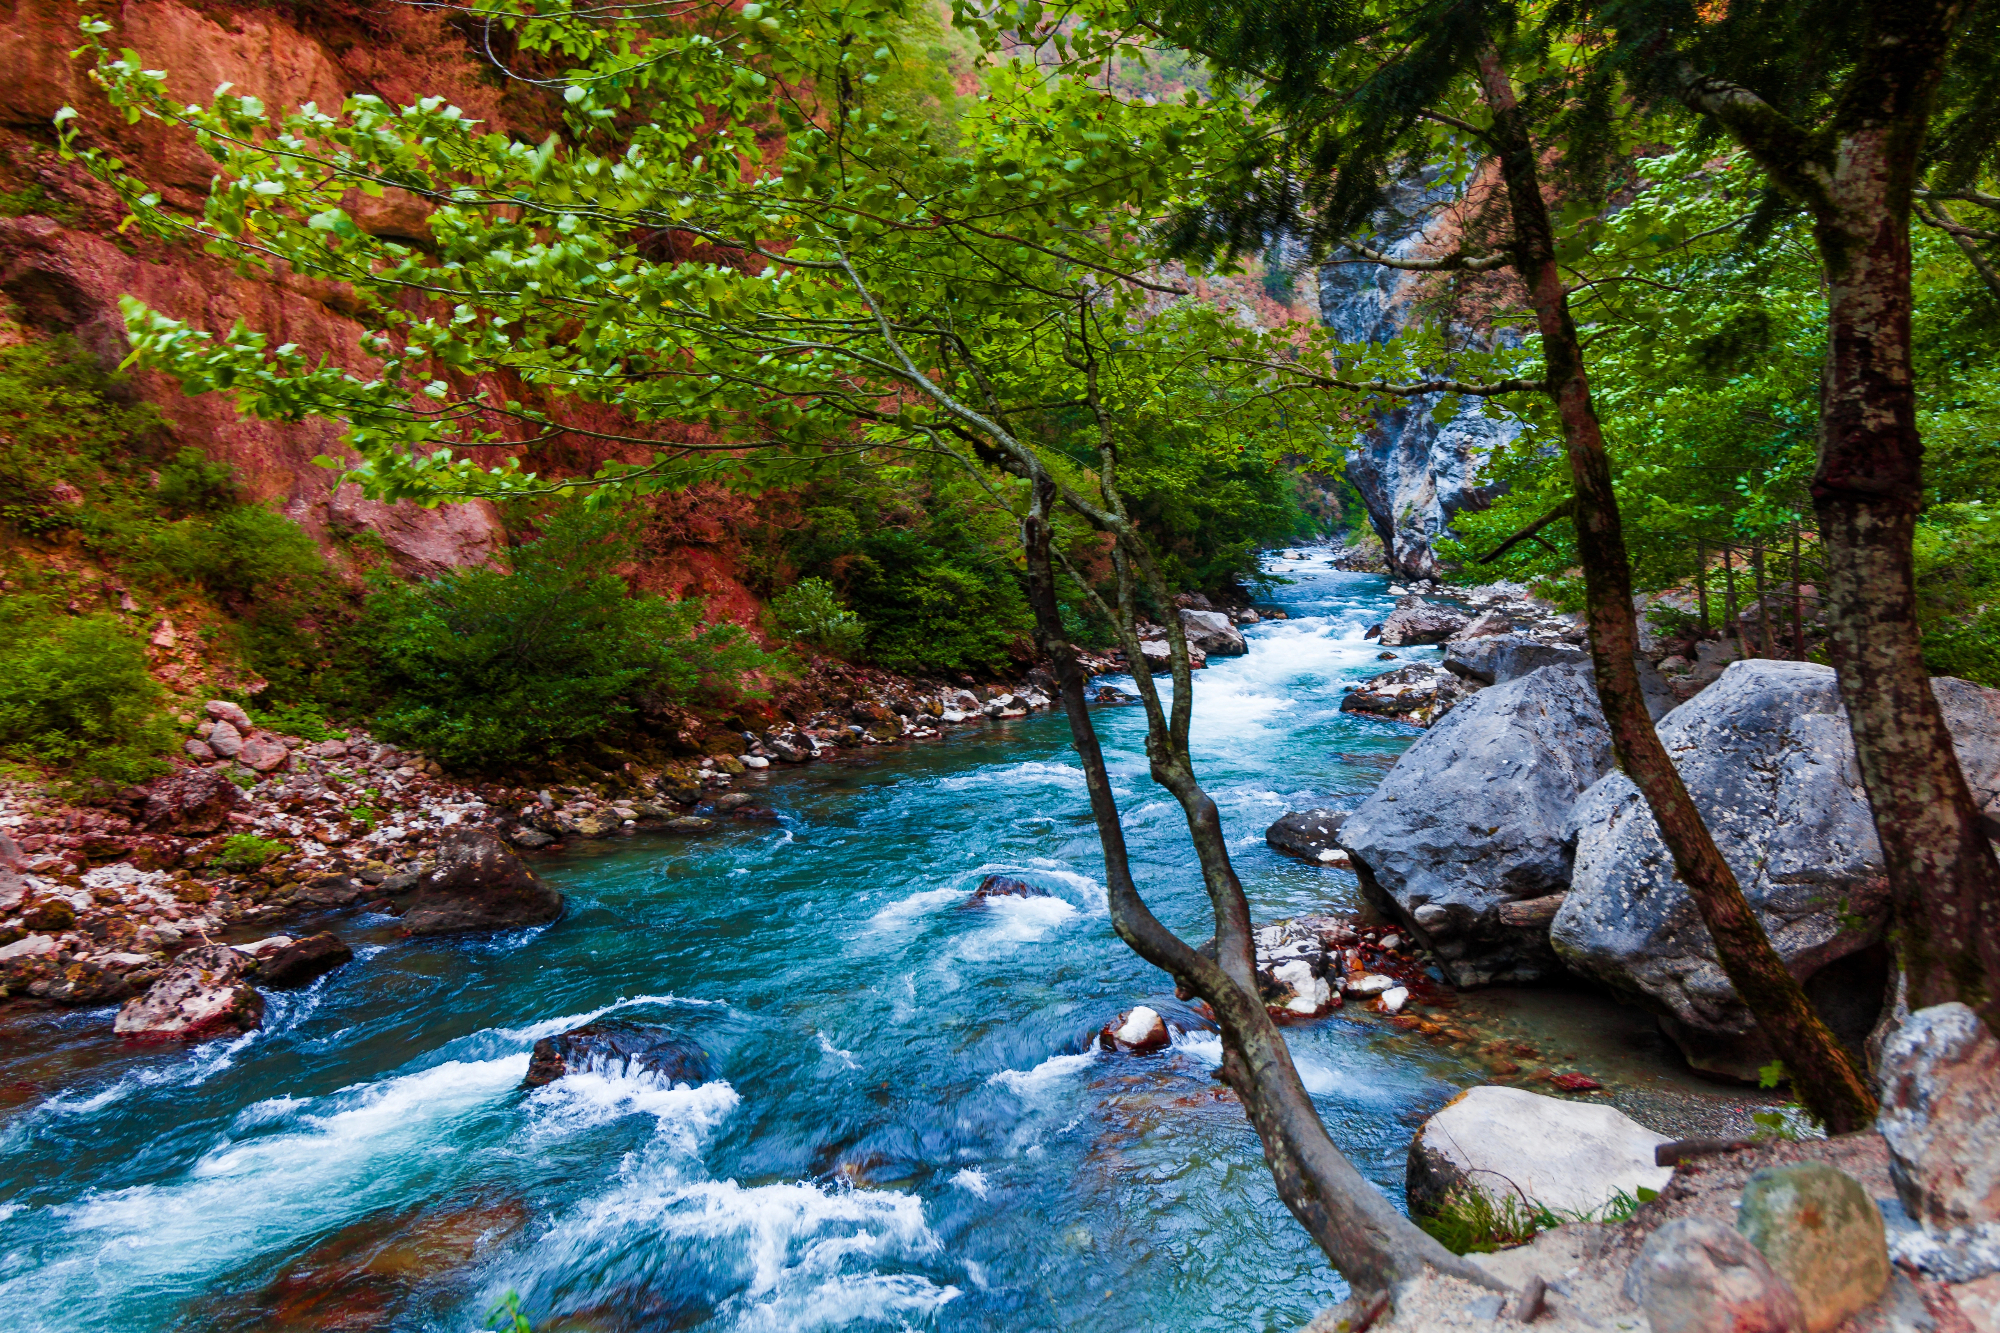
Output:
[522, 1020, 711, 1088]
[114, 945, 263, 1039]
[1876, 1002, 2000, 1230]
[1552, 662, 2000, 1078]
[1373, 595, 1469, 647]
[1339, 661, 1614, 985]
[389, 829, 564, 936]
[1625, 1217, 1806, 1333]
[136, 768, 241, 835]
[1405, 1085, 1672, 1220]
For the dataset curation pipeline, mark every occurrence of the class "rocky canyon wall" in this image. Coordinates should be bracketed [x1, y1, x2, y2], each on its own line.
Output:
[1317, 182, 1519, 579]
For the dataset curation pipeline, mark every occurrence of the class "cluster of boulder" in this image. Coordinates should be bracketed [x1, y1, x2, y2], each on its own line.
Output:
[1093, 593, 1271, 675]
[1366, 996, 2000, 1332]
[1327, 654, 2000, 1078]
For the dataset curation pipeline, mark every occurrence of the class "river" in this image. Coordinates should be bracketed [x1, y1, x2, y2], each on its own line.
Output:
[0, 559, 1775, 1332]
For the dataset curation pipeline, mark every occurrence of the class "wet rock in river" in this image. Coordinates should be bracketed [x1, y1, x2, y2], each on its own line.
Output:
[390, 829, 564, 936]
[241, 932, 353, 989]
[1101, 1005, 1170, 1053]
[1339, 662, 1477, 728]
[1180, 608, 1247, 656]
[1442, 630, 1587, 685]
[522, 1020, 712, 1088]
[970, 874, 1051, 902]
[114, 944, 264, 1040]
[1265, 809, 1349, 862]
[1340, 660, 1612, 986]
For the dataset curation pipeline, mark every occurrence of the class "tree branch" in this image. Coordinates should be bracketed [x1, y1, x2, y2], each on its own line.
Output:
[1475, 498, 1576, 564]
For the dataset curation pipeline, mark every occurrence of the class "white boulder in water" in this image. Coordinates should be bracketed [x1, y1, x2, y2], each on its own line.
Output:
[1102, 1005, 1169, 1053]
[1270, 960, 1333, 1015]
[113, 945, 263, 1040]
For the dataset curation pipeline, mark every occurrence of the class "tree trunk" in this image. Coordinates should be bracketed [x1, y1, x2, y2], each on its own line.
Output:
[1477, 51, 1877, 1130]
[1754, 541, 1776, 659]
[1723, 545, 1749, 661]
[1790, 526, 1806, 661]
[1017, 472, 1502, 1308]
[1696, 538, 1710, 631]
[1812, 128, 2000, 1029]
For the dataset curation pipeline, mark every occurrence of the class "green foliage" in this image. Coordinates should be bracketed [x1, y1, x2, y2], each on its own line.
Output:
[0, 597, 172, 785]
[253, 701, 343, 743]
[212, 832, 288, 871]
[1416, 1190, 1562, 1256]
[366, 504, 773, 769]
[487, 1292, 534, 1333]
[769, 577, 866, 655]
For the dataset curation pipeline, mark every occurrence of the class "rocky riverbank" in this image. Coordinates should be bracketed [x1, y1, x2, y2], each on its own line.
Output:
[0, 662, 1114, 1016]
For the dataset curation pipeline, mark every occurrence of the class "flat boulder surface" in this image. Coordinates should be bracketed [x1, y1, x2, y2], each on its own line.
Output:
[391, 829, 565, 936]
[1552, 662, 2000, 1078]
[1405, 1084, 1672, 1220]
[114, 945, 263, 1039]
[1339, 662, 1479, 727]
[1339, 661, 1613, 985]
[522, 1020, 712, 1088]
[1179, 607, 1247, 656]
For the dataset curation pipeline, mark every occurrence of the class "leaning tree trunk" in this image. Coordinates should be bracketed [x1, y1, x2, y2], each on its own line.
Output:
[1812, 124, 2000, 1033]
[1016, 469, 1503, 1310]
[1477, 52, 1878, 1130]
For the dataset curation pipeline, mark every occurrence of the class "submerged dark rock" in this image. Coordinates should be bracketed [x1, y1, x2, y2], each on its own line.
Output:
[391, 829, 564, 936]
[522, 1020, 712, 1089]
[252, 932, 354, 989]
[970, 874, 1051, 902]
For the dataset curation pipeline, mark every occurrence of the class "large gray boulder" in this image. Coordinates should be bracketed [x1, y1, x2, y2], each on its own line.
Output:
[1372, 595, 1469, 646]
[1179, 608, 1247, 656]
[1443, 631, 1587, 685]
[1339, 660, 1614, 985]
[1551, 662, 2000, 1079]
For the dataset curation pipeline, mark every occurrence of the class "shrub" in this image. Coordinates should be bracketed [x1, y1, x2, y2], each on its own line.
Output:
[0, 597, 172, 785]
[253, 701, 341, 743]
[212, 833, 288, 871]
[770, 577, 866, 654]
[366, 503, 773, 769]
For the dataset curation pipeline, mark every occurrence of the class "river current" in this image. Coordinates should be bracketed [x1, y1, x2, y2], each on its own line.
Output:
[0, 559, 1771, 1332]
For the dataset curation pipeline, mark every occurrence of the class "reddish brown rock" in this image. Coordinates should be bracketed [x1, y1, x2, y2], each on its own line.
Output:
[239, 733, 291, 773]
[136, 768, 241, 835]
[114, 945, 263, 1039]
[390, 829, 564, 935]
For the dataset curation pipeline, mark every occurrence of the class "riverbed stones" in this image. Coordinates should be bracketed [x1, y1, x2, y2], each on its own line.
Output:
[114, 944, 264, 1039]
[1552, 662, 2000, 1078]
[1371, 595, 1469, 646]
[1405, 1085, 1673, 1219]
[1625, 1217, 1807, 1333]
[1339, 660, 1614, 985]
[1875, 1002, 2000, 1230]
[1735, 1163, 1889, 1332]
[389, 829, 564, 936]
[1442, 631, 1588, 686]
[242, 932, 354, 988]
[522, 1020, 712, 1088]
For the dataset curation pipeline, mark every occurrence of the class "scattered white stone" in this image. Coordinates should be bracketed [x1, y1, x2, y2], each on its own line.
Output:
[1345, 974, 1395, 996]
[741, 755, 770, 768]
[1272, 960, 1332, 1014]
[1379, 986, 1410, 1013]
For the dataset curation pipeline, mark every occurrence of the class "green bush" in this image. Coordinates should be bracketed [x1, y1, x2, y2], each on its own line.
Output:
[770, 577, 866, 654]
[1916, 503, 2000, 687]
[213, 833, 288, 870]
[0, 597, 172, 785]
[366, 503, 773, 769]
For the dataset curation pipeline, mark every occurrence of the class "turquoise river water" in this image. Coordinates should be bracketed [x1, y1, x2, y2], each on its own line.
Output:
[0, 559, 1772, 1332]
